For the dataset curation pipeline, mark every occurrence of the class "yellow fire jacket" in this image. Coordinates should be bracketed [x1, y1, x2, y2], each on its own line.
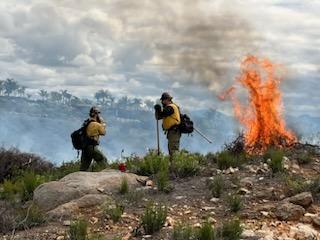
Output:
[162, 103, 181, 130]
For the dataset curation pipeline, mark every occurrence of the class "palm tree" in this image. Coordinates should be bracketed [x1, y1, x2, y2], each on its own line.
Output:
[94, 90, 104, 103]
[60, 89, 72, 104]
[4, 78, 19, 96]
[144, 99, 155, 111]
[39, 90, 48, 101]
[17, 86, 26, 97]
[131, 98, 142, 110]
[0, 80, 4, 96]
[50, 91, 62, 103]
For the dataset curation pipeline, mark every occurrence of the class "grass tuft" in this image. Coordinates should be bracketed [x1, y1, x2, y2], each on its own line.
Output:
[141, 202, 167, 235]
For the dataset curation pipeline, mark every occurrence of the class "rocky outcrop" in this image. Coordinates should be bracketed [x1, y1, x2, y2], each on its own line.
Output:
[33, 170, 146, 211]
[275, 202, 306, 221]
[285, 192, 313, 208]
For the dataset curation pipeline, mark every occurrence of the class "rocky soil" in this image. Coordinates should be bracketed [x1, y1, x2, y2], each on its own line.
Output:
[2, 154, 320, 240]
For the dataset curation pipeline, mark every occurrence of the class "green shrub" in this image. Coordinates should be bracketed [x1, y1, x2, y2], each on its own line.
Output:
[102, 201, 124, 223]
[88, 234, 107, 240]
[283, 175, 308, 196]
[209, 175, 224, 198]
[19, 171, 46, 201]
[50, 161, 81, 180]
[264, 149, 284, 173]
[173, 223, 196, 240]
[171, 151, 200, 178]
[68, 219, 88, 240]
[227, 194, 243, 213]
[155, 159, 171, 193]
[308, 177, 320, 196]
[0, 179, 21, 201]
[119, 177, 129, 195]
[197, 221, 215, 240]
[297, 153, 313, 165]
[216, 151, 244, 170]
[124, 190, 144, 204]
[141, 202, 167, 235]
[16, 204, 45, 230]
[216, 219, 243, 240]
[135, 150, 168, 176]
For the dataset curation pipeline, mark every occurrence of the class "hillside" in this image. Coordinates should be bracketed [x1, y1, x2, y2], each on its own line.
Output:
[1, 146, 320, 240]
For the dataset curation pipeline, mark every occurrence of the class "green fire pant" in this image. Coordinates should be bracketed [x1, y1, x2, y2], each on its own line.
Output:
[167, 128, 181, 157]
[80, 145, 107, 171]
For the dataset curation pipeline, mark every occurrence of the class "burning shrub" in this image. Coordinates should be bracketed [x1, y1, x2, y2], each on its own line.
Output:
[0, 147, 53, 182]
[220, 56, 297, 153]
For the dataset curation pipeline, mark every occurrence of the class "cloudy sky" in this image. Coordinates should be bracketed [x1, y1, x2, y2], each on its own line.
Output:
[0, 0, 319, 116]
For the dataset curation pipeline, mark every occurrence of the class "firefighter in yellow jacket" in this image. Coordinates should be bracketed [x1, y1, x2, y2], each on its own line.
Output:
[154, 92, 181, 156]
[80, 107, 108, 171]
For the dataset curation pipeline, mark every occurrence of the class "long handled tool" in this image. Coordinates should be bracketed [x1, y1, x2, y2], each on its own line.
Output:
[156, 119, 160, 155]
[194, 127, 213, 144]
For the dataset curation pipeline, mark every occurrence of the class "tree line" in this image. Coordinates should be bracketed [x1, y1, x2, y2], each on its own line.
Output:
[0, 78, 155, 111]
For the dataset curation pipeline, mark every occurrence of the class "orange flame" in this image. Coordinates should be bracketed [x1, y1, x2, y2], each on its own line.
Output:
[222, 55, 297, 153]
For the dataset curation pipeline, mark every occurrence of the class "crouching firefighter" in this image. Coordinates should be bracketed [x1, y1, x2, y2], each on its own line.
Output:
[154, 92, 181, 157]
[80, 106, 108, 171]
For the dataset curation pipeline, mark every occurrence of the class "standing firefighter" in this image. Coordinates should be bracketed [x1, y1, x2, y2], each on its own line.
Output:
[154, 92, 181, 156]
[80, 106, 108, 171]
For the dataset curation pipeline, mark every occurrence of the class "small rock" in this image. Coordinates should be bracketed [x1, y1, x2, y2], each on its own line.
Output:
[311, 215, 320, 227]
[240, 177, 254, 189]
[261, 211, 269, 217]
[96, 187, 104, 193]
[210, 197, 219, 203]
[238, 188, 251, 195]
[193, 223, 201, 228]
[202, 206, 215, 211]
[89, 217, 99, 225]
[175, 196, 185, 200]
[241, 230, 257, 239]
[56, 236, 64, 240]
[208, 217, 216, 224]
[63, 220, 71, 226]
[145, 180, 153, 186]
[165, 216, 174, 227]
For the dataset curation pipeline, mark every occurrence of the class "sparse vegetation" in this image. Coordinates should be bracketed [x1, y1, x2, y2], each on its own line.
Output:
[15, 204, 45, 230]
[264, 148, 285, 174]
[216, 150, 245, 170]
[102, 200, 124, 223]
[209, 175, 224, 198]
[216, 219, 243, 240]
[119, 177, 129, 195]
[197, 221, 215, 240]
[124, 189, 144, 204]
[227, 194, 243, 213]
[68, 218, 88, 240]
[173, 223, 196, 240]
[171, 151, 201, 178]
[141, 202, 167, 235]
[297, 152, 313, 164]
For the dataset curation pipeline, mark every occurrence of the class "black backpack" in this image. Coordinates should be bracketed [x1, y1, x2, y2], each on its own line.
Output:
[71, 120, 96, 150]
[179, 114, 194, 134]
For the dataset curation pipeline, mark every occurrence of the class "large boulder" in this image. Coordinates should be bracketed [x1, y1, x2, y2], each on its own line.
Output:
[285, 192, 313, 208]
[34, 170, 146, 211]
[275, 202, 305, 221]
[47, 194, 111, 220]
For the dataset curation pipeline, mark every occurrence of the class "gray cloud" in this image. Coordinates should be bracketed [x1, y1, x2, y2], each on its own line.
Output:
[0, 0, 319, 117]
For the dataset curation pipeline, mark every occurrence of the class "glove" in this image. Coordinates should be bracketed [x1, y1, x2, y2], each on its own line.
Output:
[154, 104, 161, 112]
